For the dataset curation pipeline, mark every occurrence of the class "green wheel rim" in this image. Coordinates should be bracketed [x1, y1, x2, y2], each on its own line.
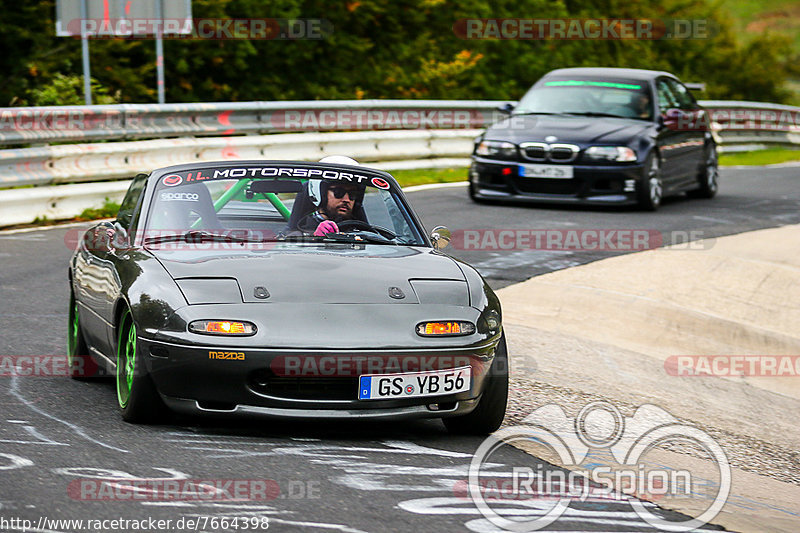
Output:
[116, 310, 136, 408]
[67, 296, 81, 375]
[68, 298, 79, 356]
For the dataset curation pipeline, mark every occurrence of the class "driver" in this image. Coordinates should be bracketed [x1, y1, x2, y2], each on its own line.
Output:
[297, 155, 365, 236]
[632, 92, 652, 119]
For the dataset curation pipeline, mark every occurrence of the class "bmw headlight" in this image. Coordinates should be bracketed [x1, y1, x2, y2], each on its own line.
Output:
[475, 140, 517, 159]
[585, 146, 637, 162]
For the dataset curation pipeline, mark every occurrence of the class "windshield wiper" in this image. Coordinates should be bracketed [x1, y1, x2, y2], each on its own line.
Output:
[321, 232, 396, 245]
[144, 230, 260, 245]
[511, 111, 568, 116]
[562, 111, 629, 119]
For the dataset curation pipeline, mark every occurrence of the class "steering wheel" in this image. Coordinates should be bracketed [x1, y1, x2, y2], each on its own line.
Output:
[337, 220, 397, 239]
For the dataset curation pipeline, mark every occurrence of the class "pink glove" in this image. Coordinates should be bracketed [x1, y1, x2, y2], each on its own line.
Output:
[314, 220, 339, 236]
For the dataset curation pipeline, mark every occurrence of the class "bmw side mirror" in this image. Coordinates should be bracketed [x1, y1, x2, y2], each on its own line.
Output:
[497, 103, 515, 114]
[430, 226, 451, 251]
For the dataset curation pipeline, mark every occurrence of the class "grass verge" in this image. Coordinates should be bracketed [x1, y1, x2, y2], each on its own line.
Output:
[389, 167, 468, 187]
[77, 198, 121, 220]
[719, 147, 800, 167]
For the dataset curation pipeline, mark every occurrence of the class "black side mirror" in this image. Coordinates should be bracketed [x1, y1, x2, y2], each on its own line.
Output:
[497, 103, 515, 114]
[90, 221, 115, 253]
[112, 221, 131, 251]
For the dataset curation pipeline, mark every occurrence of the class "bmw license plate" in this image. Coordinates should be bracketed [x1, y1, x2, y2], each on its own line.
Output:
[519, 164, 573, 179]
[358, 366, 471, 400]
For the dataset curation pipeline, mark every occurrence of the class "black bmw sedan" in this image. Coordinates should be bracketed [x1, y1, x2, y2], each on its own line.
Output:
[469, 67, 719, 210]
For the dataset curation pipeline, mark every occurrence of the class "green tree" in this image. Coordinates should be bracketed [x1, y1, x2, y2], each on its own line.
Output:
[0, 0, 796, 106]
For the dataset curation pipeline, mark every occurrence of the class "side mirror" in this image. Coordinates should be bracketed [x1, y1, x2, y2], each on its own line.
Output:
[661, 108, 683, 130]
[112, 221, 131, 250]
[90, 221, 115, 253]
[430, 225, 451, 251]
[497, 103, 515, 114]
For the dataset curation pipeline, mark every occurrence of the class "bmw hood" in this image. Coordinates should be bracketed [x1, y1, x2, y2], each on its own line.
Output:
[150, 245, 470, 306]
[485, 115, 652, 145]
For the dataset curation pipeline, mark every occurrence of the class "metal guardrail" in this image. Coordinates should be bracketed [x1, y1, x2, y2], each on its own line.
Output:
[0, 100, 505, 146]
[0, 129, 480, 189]
[0, 98, 797, 226]
[700, 100, 800, 150]
[0, 99, 798, 147]
[0, 99, 796, 188]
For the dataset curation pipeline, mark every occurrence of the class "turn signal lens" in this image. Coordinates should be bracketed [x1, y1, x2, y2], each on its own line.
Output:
[416, 321, 476, 337]
[189, 320, 256, 336]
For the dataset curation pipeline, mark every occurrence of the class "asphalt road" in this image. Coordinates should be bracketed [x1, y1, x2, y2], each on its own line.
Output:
[0, 166, 797, 533]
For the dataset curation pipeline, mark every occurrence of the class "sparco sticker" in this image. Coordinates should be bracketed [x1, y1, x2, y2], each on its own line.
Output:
[160, 192, 199, 201]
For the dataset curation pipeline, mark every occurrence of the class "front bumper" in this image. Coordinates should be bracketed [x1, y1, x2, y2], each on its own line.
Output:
[162, 396, 481, 420]
[140, 336, 500, 420]
[470, 157, 647, 205]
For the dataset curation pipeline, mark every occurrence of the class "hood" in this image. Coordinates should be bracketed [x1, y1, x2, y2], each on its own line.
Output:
[150, 244, 469, 305]
[485, 115, 652, 145]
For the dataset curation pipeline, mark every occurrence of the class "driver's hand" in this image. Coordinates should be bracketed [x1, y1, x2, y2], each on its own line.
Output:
[314, 220, 339, 236]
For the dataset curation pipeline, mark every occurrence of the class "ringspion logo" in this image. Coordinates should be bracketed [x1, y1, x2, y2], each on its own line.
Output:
[468, 401, 730, 531]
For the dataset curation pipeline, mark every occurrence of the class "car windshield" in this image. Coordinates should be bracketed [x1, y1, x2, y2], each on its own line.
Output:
[143, 166, 426, 246]
[514, 77, 653, 120]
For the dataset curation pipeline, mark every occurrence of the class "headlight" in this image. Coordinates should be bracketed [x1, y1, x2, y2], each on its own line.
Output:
[475, 140, 517, 159]
[585, 146, 637, 162]
[416, 321, 476, 337]
[189, 320, 257, 336]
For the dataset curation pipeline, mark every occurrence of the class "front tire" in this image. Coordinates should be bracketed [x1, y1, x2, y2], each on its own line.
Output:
[637, 154, 662, 211]
[68, 291, 99, 380]
[687, 144, 718, 199]
[444, 334, 509, 435]
[116, 307, 164, 423]
[469, 182, 488, 204]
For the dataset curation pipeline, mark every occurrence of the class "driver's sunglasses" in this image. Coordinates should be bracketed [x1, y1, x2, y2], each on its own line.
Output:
[329, 187, 362, 200]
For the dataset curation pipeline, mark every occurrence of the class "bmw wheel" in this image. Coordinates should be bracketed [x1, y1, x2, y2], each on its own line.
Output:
[443, 334, 508, 435]
[116, 307, 163, 423]
[688, 144, 718, 199]
[469, 182, 488, 204]
[637, 154, 662, 211]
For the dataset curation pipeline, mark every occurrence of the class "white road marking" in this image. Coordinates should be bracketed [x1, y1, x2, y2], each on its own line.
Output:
[6, 375, 128, 453]
[0, 452, 34, 470]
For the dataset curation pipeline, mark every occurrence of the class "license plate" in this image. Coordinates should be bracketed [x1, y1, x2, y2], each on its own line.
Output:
[358, 366, 471, 400]
[519, 164, 574, 179]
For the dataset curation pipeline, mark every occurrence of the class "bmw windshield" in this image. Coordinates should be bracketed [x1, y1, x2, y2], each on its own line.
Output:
[514, 77, 654, 121]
